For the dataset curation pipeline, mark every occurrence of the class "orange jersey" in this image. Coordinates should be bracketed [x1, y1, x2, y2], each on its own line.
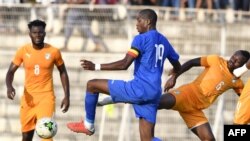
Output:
[192, 55, 243, 108]
[13, 43, 64, 94]
[234, 78, 250, 124]
[171, 55, 244, 110]
[170, 55, 244, 128]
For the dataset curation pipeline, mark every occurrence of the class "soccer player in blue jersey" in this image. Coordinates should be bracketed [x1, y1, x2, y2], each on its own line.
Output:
[67, 9, 181, 141]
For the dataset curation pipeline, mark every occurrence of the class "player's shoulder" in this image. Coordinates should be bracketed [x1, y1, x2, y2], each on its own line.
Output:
[45, 43, 59, 49]
[207, 54, 220, 58]
[19, 43, 31, 49]
[16, 43, 31, 52]
[45, 43, 61, 52]
[203, 54, 223, 65]
[207, 54, 222, 60]
[147, 29, 164, 37]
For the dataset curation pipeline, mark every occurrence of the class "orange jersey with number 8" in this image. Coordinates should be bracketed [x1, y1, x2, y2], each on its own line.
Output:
[13, 43, 64, 94]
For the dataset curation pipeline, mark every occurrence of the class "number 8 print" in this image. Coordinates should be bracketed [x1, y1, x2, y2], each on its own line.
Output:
[34, 64, 40, 75]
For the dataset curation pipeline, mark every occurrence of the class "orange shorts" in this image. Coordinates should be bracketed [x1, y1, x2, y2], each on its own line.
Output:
[170, 84, 209, 128]
[234, 79, 250, 124]
[20, 91, 55, 134]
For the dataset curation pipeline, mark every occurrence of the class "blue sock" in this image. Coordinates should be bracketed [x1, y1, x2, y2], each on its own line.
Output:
[152, 137, 161, 141]
[85, 92, 99, 124]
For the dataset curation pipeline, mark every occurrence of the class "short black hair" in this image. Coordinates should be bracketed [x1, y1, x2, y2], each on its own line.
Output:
[238, 50, 250, 64]
[239, 50, 250, 59]
[139, 9, 157, 26]
[28, 19, 46, 30]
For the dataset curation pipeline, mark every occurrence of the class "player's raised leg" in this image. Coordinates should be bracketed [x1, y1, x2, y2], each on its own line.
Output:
[67, 79, 110, 135]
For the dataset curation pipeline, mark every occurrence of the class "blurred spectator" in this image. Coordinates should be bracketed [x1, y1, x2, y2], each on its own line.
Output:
[214, 0, 230, 9]
[180, 0, 195, 20]
[0, 0, 22, 33]
[196, 0, 213, 9]
[129, 0, 157, 5]
[129, 0, 142, 5]
[94, 0, 117, 4]
[233, 0, 250, 20]
[0, 0, 21, 3]
[62, 0, 109, 52]
[142, 0, 157, 5]
[159, 0, 180, 20]
[213, 0, 231, 22]
[160, 0, 180, 7]
[233, 0, 250, 16]
[23, 0, 57, 32]
[234, 0, 250, 11]
[196, 0, 213, 22]
[181, 0, 195, 9]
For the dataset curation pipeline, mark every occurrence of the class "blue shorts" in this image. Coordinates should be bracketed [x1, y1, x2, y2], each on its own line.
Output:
[108, 79, 161, 123]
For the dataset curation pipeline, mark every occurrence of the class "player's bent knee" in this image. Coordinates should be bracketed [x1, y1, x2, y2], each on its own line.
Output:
[159, 93, 176, 109]
[86, 79, 99, 91]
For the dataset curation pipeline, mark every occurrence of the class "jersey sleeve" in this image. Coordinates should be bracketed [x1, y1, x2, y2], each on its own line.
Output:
[54, 49, 64, 66]
[127, 35, 142, 58]
[165, 42, 179, 62]
[131, 35, 142, 51]
[127, 47, 139, 58]
[12, 47, 24, 66]
[200, 55, 219, 67]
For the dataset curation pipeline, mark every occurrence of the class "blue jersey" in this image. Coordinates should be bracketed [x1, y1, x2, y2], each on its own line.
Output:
[131, 30, 179, 94]
[108, 29, 179, 123]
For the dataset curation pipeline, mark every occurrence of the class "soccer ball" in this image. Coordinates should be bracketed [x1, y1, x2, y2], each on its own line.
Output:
[35, 117, 58, 139]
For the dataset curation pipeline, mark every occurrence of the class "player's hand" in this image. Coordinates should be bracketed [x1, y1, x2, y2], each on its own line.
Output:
[80, 59, 95, 70]
[164, 76, 176, 92]
[61, 97, 70, 113]
[7, 87, 15, 100]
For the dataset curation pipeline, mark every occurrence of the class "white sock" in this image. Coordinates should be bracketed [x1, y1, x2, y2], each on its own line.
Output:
[84, 120, 95, 132]
[98, 96, 114, 106]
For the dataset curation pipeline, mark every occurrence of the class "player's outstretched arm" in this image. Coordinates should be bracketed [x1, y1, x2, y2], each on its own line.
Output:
[5, 63, 19, 100]
[164, 60, 181, 91]
[169, 60, 181, 75]
[80, 54, 135, 71]
[174, 57, 201, 79]
[57, 63, 70, 113]
[164, 57, 201, 92]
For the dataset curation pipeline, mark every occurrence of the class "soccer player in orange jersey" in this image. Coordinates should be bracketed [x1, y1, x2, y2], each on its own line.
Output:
[97, 50, 250, 140]
[233, 58, 250, 124]
[5, 19, 70, 141]
[158, 50, 249, 141]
